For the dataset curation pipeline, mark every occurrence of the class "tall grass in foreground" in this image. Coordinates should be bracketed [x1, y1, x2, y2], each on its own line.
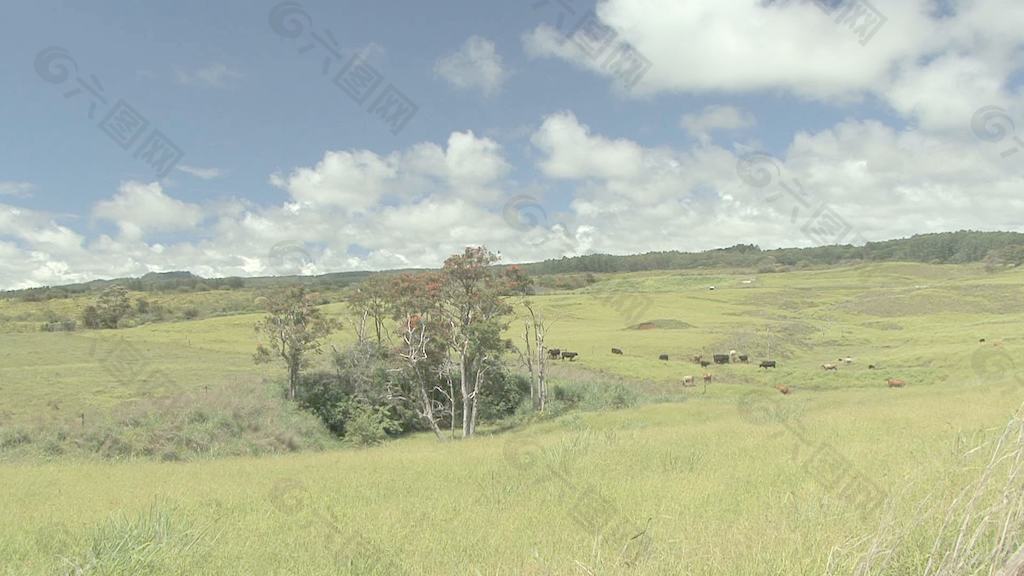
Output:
[0, 380, 336, 462]
[57, 504, 215, 576]
[829, 404, 1024, 575]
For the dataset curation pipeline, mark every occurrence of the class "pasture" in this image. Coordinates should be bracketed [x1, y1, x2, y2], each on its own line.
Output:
[2, 262, 1024, 574]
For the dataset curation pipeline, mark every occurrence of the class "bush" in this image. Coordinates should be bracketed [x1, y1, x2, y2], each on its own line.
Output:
[344, 403, 401, 447]
[40, 319, 77, 332]
[476, 371, 531, 421]
[550, 380, 639, 411]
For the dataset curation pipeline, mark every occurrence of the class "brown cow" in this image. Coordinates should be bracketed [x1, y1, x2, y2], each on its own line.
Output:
[691, 354, 703, 364]
[822, 363, 838, 371]
[703, 373, 713, 383]
[887, 378, 905, 388]
[775, 384, 791, 395]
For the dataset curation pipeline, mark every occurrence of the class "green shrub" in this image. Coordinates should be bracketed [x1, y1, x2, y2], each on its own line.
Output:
[344, 403, 401, 447]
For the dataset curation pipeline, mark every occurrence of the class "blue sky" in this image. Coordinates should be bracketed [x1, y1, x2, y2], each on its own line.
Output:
[1, 0, 1022, 288]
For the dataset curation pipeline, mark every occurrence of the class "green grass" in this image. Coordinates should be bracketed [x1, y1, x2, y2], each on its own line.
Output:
[3, 262, 1024, 574]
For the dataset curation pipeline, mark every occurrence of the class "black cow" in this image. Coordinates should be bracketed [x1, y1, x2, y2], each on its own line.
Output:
[659, 354, 669, 361]
[548, 348, 561, 359]
[713, 354, 730, 365]
[700, 360, 712, 368]
[738, 354, 749, 363]
[561, 351, 578, 361]
[759, 360, 777, 369]
[611, 348, 623, 355]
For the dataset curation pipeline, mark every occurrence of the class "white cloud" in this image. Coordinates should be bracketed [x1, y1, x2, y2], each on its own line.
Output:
[435, 36, 509, 96]
[681, 106, 756, 145]
[177, 165, 224, 180]
[522, 0, 1024, 130]
[0, 181, 34, 198]
[175, 63, 242, 87]
[93, 181, 203, 240]
[4, 112, 1024, 289]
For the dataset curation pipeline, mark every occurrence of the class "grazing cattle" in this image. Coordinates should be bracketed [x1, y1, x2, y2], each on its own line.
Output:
[738, 354, 749, 363]
[682, 375, 695, 386]
[691, 354, 703, 364]
[843, 357, 853, 365]
[980, 338, 986, 343]
[759, 360, 777, 369]
[659, 354, 670, 361]
[611, 348, 623, 355]
[887, 378, 905, 388]
[775, 384, 791, 395]
[822, 363, 838, 371]
[713, 354, 730, 365]
[729, 350, 738, 363]
[700, 360, 712, 368]
[548, 348, 561, 359]
[703, 373, 713, 383]
[868, 364, 877, 370]
[561, 351, 578, 361]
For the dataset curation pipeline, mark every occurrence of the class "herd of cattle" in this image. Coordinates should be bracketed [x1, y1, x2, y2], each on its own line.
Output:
[547, 347, 907, 392]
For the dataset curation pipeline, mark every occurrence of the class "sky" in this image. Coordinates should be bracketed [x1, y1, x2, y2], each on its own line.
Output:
[0, 0, 1023, 289]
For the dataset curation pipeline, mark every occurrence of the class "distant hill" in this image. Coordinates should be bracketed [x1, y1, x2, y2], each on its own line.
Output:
[517, 230, 1024, 275]
[4, 230, 1023, 301]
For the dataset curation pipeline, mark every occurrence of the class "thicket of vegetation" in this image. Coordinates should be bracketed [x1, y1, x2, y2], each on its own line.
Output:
[0, 380, 334, 461]
[253, 247, 545, 444]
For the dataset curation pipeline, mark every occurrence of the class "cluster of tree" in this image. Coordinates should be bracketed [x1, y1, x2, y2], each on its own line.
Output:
[518, 231, 1024, 275]
[78, 285, 179, 329]
[4, 269, 374, 303]
[10, 231, 1024, 304]
[254, 247, 544, 441]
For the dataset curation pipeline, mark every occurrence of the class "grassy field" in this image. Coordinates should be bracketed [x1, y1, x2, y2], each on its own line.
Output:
[2, 262, 1024, 574]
